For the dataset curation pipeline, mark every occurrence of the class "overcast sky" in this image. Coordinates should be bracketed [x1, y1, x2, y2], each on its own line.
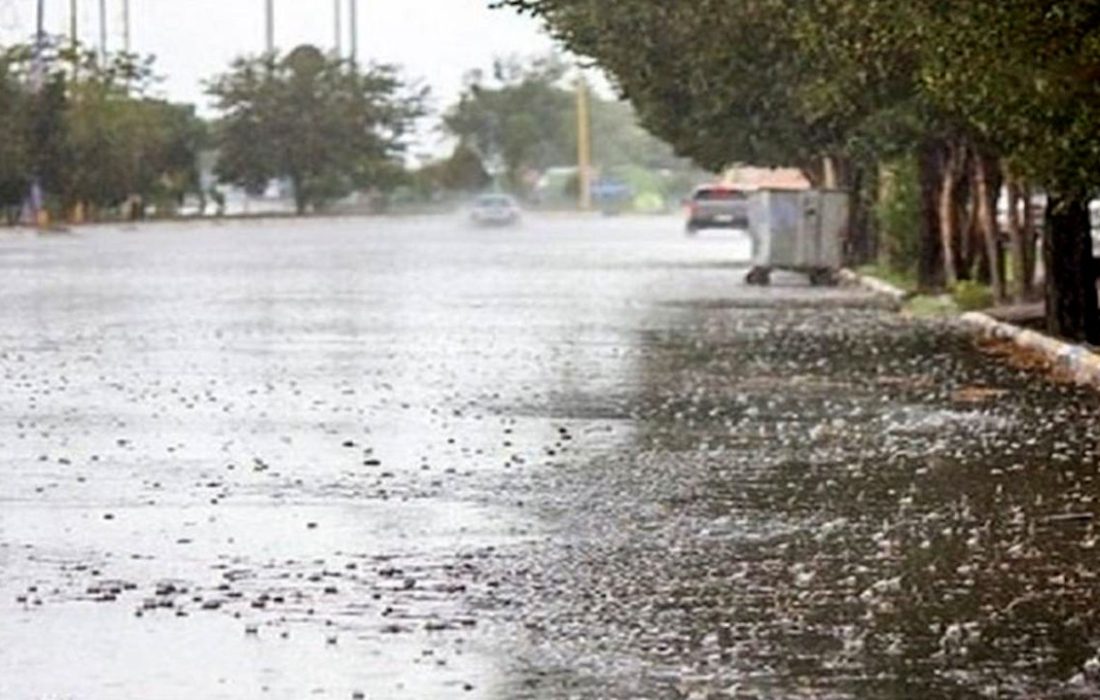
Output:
[0, 0, 560, 152]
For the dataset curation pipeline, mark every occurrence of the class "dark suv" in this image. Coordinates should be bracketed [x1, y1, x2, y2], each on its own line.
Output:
[685, 185, 750, 234]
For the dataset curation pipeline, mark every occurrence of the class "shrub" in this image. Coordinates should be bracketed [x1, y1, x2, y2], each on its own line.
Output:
[952, 280, 994, 311]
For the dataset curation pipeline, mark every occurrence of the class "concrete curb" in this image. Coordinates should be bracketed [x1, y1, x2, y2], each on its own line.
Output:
[959, 311, 1100, 388]
[838, 269, 911, 304]
[844, 269, 1100, 389]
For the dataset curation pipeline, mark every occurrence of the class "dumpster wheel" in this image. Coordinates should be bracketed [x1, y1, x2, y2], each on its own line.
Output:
[808, 268, 839, 287]
[745, 266, 772, 286]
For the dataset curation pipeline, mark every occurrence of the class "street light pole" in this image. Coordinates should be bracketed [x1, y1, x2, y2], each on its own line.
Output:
[265, 0, 274, 53]
[334, 0, 342, 56]
[98, 0, 107, 62]
[122, 0, 131, 53]
[70, 0, 78, 49]
[35, 0, 44, 46]
[30, 0, 48, 228]
[348, 0, 358, 63]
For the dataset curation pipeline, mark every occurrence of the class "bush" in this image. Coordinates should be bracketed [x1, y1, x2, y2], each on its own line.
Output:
[952, 280, 994, 311]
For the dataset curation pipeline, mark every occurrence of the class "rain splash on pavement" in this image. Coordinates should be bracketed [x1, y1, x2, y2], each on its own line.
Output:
[2, 216, 1099, 699]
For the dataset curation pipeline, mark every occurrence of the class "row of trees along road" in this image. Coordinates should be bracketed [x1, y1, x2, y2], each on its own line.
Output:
[0, 40, 204, 223]
[0, 40, 425, 221]
[501, 0, 1100, 342]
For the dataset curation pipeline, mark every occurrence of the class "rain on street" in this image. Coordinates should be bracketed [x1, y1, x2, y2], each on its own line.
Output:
[3, 215, 1100, 699]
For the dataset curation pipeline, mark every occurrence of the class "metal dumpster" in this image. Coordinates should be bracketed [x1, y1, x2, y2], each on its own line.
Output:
[745, 189, 849, 286]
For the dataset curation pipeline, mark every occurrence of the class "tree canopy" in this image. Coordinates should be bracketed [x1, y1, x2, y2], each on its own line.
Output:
[207, 46, 427, 214]
[499, 0, 1100, 340]
[0, 47, 33, 218]
[0, 40, 205, 220]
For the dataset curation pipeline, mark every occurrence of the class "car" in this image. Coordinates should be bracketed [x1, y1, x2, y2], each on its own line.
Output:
[470, 193, 521, 227]
[685, 184, 750, 234]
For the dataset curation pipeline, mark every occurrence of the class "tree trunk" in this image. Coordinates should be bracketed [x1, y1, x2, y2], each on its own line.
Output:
[805, 154, 845, 190]
[917, 140, 945, 290]
[823, 156, 838, 190]
[973, 153, 1006, 302]
[959, 173, 979, 280]
[938, 142, 963, 287]
[1022, 183, 1038, 290]
[1044, 192, 1100, 343]
[954, 168, 971, 279]
[801, 162, 825, 189]
[291, 173, 308, 215]
[844, 166, 876, 266]
[1005, 173, 1031, 302]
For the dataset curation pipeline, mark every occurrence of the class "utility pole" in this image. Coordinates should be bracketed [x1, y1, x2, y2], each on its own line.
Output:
[333, 0, 342, 56]
[29, 0, 48, 228]
[98, 0, 107, 62]
[35, 0, 44, 47]
[32, 0, 45, 87]
[122, 0, 131, 53]
[348, 0, 358, 63]
[576, 78, 593, 211]
[70, 0, 78, 49]
[265, 0, 274, 53]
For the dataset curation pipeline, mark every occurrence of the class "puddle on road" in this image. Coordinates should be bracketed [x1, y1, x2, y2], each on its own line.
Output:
[5, 219, 1100, 698]
[0, 219, 668, 697]
[1, 603, 499, 699]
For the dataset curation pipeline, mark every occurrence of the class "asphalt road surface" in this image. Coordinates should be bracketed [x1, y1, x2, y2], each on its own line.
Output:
[3, 215, 1100, 699]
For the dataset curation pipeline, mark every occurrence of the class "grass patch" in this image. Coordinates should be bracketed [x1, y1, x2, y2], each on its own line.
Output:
[904, 294, 959, 317]
[951, 280, 994, 311]
[855, 264, 918, 293]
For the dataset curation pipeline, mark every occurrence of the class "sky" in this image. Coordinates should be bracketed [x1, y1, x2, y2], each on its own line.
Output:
[0, 0, 561, 154]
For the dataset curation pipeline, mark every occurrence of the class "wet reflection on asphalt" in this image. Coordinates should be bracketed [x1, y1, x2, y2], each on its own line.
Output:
[2, 216, 1099, 699]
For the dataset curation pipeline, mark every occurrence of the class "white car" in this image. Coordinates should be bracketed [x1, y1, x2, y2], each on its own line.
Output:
[470, 194, 521, 227]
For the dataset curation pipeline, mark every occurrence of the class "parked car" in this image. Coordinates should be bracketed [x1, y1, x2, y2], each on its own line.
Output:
[470, 193, 521, 227]
[685, 185, 750, 234]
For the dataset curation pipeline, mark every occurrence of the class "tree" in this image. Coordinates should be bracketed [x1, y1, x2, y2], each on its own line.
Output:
[444, 56, 575, 191]
[500, 0, 1100, 338]
[0, 46, 32, 220]
[499, 1, 918, 267]
[589, 98, 686, 171]
[443, 53, 696, 196]
[207, 46, 427, 214]
[424, 142, 493, 193]
[914, 0, 1100, 341]
[57, 48, 205, 218]
[0, 39, 206, 222]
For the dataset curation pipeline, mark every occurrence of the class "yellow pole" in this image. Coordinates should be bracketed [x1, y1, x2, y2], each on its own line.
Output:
[576, 77, 592, 211]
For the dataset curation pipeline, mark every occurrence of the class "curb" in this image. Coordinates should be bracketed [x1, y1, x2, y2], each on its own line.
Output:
[844, 269, 1100, 389]
[959, 311, 1100, 388]
[838, 269, 910, 305]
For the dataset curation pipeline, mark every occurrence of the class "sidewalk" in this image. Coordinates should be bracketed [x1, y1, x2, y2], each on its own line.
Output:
[845, 268, 1100, 390]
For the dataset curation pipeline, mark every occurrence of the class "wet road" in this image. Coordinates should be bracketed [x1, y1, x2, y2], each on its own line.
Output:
[2, 215, 1100, 699]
